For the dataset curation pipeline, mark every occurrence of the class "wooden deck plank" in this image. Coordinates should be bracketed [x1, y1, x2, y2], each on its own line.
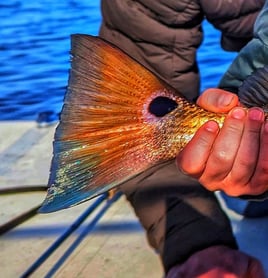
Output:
[0, 121, 36, 152]
[0, 121, 56, 189]
[55, 198, 163, 278]
[0, 192, 45, 226]
[0, 197, 163, 278]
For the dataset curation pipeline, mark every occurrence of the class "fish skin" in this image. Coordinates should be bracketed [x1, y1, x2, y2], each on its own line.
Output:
[39, 34, 266, 213]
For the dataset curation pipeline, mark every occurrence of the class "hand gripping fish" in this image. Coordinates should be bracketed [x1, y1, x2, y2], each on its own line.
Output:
[39, 34, 268, 213]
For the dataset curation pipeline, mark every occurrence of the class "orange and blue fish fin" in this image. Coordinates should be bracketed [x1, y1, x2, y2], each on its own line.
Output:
[39, 34, 178, 213]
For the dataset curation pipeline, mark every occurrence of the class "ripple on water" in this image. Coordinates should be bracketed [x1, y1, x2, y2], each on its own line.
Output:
[0, 1, 236, 120]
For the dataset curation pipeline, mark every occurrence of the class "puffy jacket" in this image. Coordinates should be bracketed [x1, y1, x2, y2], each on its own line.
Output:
[100, 0, 264, 101]
[99, 0, 265, 273]
[220, 0, 268, 92]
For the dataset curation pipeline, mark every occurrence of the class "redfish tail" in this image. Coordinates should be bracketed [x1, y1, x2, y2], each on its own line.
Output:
[39, 34, 179, 213]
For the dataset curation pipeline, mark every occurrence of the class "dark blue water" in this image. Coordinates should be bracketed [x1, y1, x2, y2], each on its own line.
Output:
[0, 0, 236, 120]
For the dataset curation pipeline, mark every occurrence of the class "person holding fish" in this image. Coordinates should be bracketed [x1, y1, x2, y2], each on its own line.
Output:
[177, 6, 268, 201]
[169, 1, 268, 276]
[97, 0, 267, 277]
[38, 0, 268, 277]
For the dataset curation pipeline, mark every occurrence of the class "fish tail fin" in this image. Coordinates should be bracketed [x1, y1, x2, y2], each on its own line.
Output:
[39, 34, 173, 213]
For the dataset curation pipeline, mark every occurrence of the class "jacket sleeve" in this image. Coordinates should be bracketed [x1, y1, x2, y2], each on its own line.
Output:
[219, 0, 268, 92]
[200, 0, 265, 51]
[219, 1, 268, 201]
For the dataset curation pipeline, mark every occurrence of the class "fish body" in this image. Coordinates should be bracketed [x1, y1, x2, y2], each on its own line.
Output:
[39, 34, 268, 213]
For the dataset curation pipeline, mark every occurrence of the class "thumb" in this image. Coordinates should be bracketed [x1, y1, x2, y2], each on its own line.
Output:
[197, 88, 239, 113]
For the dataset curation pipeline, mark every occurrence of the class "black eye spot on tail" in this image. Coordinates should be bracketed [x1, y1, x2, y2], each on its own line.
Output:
[149, 96, 178, 117]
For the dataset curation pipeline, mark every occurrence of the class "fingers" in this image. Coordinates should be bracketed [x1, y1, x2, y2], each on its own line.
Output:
[230, 108, 264, 188]
[200, 108, 246, 188]
[176, 121, 219, 178]
[177, 105, 268, 196]
[198, 88, 239, 113]
[250, 121, 268, 194]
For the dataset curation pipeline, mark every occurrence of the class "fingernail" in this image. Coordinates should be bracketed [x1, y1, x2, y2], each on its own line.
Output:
[248, 108, 264, 121]
[230, 107, 246, 119]
[218, 93, 234, 107]
[205, 121, 219, 133]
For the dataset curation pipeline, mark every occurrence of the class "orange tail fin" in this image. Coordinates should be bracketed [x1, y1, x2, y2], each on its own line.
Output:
[39, 35, 179, 213]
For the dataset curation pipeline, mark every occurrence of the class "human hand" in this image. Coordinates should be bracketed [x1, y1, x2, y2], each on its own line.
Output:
[176, 88, 268, 196]
[166, 245, 265, 278]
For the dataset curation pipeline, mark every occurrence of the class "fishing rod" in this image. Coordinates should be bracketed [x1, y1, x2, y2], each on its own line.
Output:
[0, 185, 47, 235]
[20, 192, 121, 278]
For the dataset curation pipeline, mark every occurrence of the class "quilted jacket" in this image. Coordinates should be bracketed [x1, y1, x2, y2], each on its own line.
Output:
[99, 0, 266, 272]
[100, 0, 264, 101]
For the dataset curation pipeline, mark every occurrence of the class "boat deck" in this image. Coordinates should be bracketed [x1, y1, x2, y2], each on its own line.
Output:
[0, 121, 267, 278]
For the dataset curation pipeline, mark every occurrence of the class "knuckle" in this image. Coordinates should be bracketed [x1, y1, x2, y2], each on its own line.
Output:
[180, 164, 202, 176]
[199, 178, 219, 191]
[261, 165, 268, 175]
[225, 122, 243, 135]
[247, 125, 262, 135]
[213, 150, 232, 165]
[223, 188, 240, 197]
[238, 157, 256, 169]
[249, 185, 267, 196]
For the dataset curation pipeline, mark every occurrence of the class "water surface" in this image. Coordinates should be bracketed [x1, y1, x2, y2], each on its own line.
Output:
[0, 0, 236, 120]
